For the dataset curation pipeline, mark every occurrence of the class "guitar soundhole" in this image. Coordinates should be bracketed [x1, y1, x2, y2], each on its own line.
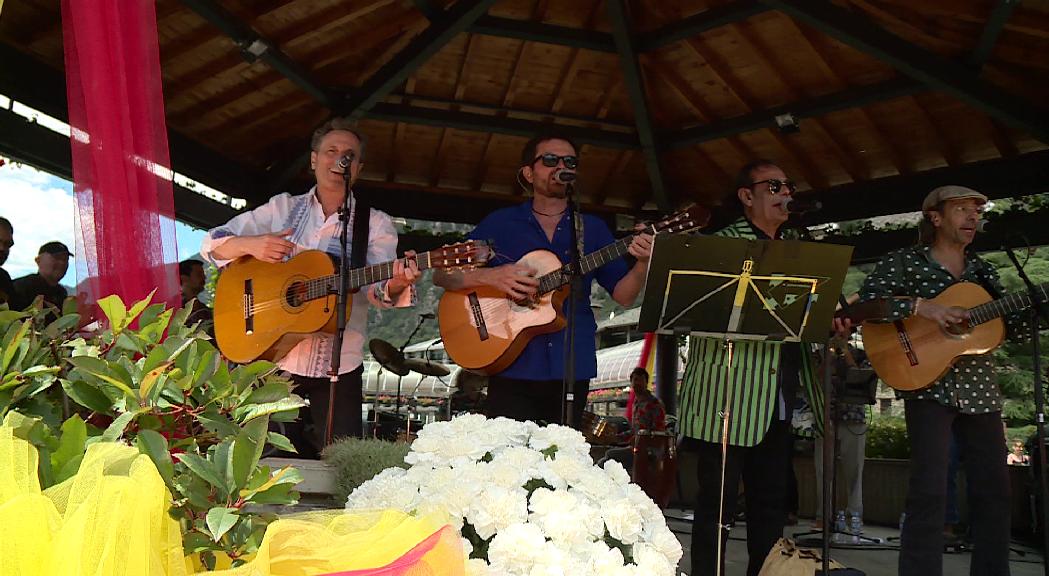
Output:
[285, 282, 308, 308]
[944, 319, 972, 339]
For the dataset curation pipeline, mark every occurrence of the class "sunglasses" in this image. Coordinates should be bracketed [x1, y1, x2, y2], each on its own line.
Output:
[532, 153, 578, 170]
[750, 178, 797, 196]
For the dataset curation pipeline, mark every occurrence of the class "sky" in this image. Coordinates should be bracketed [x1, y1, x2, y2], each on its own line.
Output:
[0, 160, 208, 285]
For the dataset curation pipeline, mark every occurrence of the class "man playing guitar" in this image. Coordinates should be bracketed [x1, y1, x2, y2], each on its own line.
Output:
[433, 133, 652, 427]
[850, 185, 1027, 576]
[201, 118, 420, 452]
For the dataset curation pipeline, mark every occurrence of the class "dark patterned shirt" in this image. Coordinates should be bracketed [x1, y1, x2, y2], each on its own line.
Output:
[632, 393, 666, 435]
[858, 245, 1027, 414]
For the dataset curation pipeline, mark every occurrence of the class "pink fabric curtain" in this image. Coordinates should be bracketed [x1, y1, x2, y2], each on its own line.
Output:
[62, 0, 180, 322]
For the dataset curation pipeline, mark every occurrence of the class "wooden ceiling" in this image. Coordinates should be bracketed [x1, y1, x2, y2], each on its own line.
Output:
[1, 0, 1048, 227]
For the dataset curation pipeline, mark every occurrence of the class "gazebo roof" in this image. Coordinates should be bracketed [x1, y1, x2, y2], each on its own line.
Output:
[1, 0, 1047, 234]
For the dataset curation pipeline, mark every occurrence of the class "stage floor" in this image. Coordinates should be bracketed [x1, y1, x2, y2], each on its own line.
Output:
[665, 509, 1046, 575]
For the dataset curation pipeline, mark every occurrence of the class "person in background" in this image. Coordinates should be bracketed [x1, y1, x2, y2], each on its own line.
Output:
[178, 258, 212, 329]
[599, 367, 667, 471]
[14, 241, 71, 311]
[1008, 440, 1030, 466]
[0, 217, 19, 309]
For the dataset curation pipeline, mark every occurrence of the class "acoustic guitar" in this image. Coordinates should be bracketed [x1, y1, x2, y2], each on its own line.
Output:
[862, 281, 1047, 391]
[214, 241, 490, 364]
[438, 205, 709, 375]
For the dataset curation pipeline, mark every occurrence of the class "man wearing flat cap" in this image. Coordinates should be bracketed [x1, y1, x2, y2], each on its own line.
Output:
[852, 185, 1027, 576]
[14, 241, 71, 311]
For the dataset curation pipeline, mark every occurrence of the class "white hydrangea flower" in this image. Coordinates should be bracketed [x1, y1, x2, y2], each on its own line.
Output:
[488, 522, 548, 575]
[602, 459, 632, 487]
[466, 484, 529, 540]
[632, 542, 676, 576]
[602, 497, 645, 545]
[465, 558, 496, 576]
[344, 415, 683, 575]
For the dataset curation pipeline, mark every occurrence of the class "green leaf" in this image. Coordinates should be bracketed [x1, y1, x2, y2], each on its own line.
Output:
[136, 429, 174, 486]
[182, 531, 216, 554]
[247, 482, 298, 505]
[142, 344, 170, 375]
[239, 466, 302, 500]
[229, 361, 277, 395]
[68, 356, 138, 404]
[205, 507, 239, 542]
[98, 410, 137, 443]
[241, 381, 290, 406]
[194, 410, 240, 439]
[125, 289, 157, 326]
[232, 416, 269, 488]
[232, 396, 304, 423]
[177, 452, 227, 493]
[212, 440, 235, 495]
[42, 313, 80, 340]
[61, 378, 113, 412]
[97, 294, 128, 333]
[50, 415, 87, 483]
[1, 320, 31, 375]
[266, 432, 296, 454]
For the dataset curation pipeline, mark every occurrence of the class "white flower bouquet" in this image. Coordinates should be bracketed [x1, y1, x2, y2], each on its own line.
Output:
[346, 414, 682, 575]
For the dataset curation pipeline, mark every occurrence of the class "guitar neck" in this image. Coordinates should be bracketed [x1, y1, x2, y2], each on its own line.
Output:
[305, 253, 437, 300]
[536, 236, 632, 294]
[969, 282, 1049, 326]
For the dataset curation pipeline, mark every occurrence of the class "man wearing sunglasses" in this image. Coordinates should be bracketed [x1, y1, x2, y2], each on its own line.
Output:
[680, 160, 824, 576]
[434, 133, 652, 427]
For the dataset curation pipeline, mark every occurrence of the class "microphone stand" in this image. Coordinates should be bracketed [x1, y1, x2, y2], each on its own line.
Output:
[325, 166, 354, 445]
[562, 181, 581, 428]
[1003, 242, 1049, 576]
[396, 314, 430, 426]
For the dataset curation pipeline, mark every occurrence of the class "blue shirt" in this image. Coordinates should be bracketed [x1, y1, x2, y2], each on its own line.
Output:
[467, 201, 631, 380]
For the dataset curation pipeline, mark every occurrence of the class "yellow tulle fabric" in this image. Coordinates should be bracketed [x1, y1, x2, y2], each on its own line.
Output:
[0, 426, 462, 576]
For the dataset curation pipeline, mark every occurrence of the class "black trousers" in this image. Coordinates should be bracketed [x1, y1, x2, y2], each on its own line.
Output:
[691, 420, 792, 576]
[485, 376, 588, 428]
[290, 366, 364, 455]
[900, 399, 1010, 576]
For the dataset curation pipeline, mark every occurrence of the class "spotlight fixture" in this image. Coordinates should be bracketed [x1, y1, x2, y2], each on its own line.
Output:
[774, 113, 800, 134]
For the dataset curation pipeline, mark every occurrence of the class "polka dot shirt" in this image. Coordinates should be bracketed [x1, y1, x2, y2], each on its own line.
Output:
[858, 246, 1028, 414]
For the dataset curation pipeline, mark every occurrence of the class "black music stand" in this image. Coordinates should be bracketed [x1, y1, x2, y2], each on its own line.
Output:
[638, 234, 853, 576]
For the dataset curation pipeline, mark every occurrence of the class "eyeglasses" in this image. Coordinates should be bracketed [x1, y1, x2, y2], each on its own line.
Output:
[532, 153, 578, 170]
[750, 178, 797, 196]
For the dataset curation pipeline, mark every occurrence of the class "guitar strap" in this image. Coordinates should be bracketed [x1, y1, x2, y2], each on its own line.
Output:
[350, 190, 370, 269]
[572, 210, 585, 268]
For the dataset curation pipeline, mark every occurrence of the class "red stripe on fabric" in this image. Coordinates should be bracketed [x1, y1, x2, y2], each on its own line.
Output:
[318, 526, 451, 576]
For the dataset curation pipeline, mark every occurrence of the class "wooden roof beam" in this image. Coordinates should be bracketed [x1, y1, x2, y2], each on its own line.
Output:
[759, 0, 1049, 143]
[970, 0, 1020, 69]
[607, 0, 671, 210]
[366, 103, 639, 149]
[469, 16, 616, 53]
[803, 149, 1049, 224]
[267, 0, 499, 194]
[637, 0, 770, 52]
[665, 77, 921, 149]
[179, 0, 337, 109]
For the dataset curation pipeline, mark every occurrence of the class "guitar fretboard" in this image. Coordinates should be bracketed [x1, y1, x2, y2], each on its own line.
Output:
[968, 282, 1049, 326]
[536, 236, 634, 295]
[299, 252, 437, 302]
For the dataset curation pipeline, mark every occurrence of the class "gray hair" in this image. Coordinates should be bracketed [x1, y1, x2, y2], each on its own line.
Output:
[310, 117, 367, 160]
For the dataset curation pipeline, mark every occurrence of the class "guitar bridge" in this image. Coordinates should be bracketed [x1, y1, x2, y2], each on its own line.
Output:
[893, 320, 918, 366]
[468, 292, 489, 341]
[244, 279, 254, 335]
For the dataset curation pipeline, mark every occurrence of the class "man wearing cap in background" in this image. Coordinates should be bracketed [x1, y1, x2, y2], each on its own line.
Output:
[850, 185, 1028, 576]
[14, 241, 71, 311]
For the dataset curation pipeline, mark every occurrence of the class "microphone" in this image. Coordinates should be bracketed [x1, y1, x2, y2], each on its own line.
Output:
[784, 196, 822, 214]
[976, 219, 988, 233]
[555, 169, 577, 183]
[336, 151, 356, 172]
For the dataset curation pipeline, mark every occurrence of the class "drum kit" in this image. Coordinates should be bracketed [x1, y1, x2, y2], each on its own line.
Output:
[368, 338, 450, 442]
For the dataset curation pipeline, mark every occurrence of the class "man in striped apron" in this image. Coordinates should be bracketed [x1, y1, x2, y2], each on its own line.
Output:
[680, 160, 824, 576]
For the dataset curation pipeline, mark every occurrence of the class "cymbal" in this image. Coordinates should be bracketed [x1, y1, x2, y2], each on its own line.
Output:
[404, 358, 451, 377]
[368, 338, 409, 376]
